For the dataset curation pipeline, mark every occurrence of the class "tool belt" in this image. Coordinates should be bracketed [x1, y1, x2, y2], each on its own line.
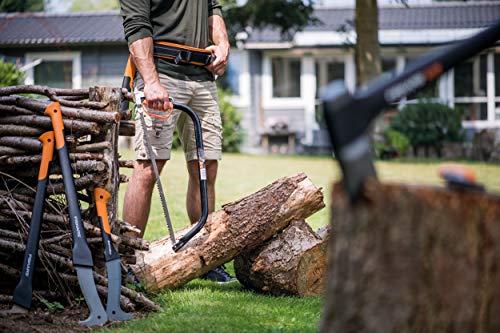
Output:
[153, 41, 215, 66]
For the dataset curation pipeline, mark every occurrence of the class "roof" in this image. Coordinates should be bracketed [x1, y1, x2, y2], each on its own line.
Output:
[0, 2, 498, 47]
[247, 2, 500, 44]
[0, 11, 125, 46]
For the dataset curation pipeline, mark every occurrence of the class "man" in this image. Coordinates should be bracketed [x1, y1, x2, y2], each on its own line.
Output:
[120, 0, 235, 282]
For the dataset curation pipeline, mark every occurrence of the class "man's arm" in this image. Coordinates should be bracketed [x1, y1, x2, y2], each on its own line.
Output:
[129, 38, 170, 111]
[120, 0, 170, 111]
[206, 14, 230, 76]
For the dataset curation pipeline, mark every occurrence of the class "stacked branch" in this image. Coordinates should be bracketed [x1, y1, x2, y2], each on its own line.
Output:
[0, 85, 156, 311]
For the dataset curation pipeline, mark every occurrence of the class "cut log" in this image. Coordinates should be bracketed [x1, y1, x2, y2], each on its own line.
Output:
[321, 180, 500, 333]
[131, 173, 325, 291]
[234, 220, 329, 297]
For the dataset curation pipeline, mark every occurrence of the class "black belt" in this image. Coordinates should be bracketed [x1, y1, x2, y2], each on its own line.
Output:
[153, 41, 216, 66]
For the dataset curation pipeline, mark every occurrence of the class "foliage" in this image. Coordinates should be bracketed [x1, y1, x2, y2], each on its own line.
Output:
[70, 0, 118, 12]
[375, 128, 411, 160]
[40, 299, 65, 312]
[218, 88, 244, 153]
[0, 59, 24, 87]
[0, 0, 44, 12]
[222, 0, 318, 43]
[390, 102, 463, 156]
[172, 88, 244, 153]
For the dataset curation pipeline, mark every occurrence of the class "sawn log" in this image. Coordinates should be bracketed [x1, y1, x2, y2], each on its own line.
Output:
[130, 173, 325, 291]
[234, 220, 329, 297]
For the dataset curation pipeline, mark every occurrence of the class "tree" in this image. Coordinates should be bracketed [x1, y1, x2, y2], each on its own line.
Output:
[0, 0, 44, 12]
[355, 0, 381, 86]
[70, 0, 119, 12]
[222, 0, 318, 43]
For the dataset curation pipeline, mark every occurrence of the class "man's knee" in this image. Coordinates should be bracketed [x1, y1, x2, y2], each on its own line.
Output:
[188, 160, 218, 185]
[133, 160, 166, 185]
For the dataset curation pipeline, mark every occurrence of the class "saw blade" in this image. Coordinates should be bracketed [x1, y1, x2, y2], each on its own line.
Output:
[138, 107, 176, 244]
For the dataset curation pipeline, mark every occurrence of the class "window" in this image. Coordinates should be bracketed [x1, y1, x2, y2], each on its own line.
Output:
[34, 60, 73, 88]
[25, 52, 81, 89]
[271, 57, 301, 98]
[454, 53, 488, 121]
[454, 54, 487, 97]
[315, 58, 344, 97]
[495, 53, 500, 97]
[224, 49, 242, 95]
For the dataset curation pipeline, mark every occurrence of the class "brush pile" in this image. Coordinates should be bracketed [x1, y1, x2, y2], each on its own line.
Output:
[0, 85, 159, 312]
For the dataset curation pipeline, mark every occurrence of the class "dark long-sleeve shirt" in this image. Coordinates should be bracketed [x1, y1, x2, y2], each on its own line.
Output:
[120, 0, 223, 81]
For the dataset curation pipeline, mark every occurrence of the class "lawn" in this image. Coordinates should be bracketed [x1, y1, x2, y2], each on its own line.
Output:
[103, 150, 500, 333]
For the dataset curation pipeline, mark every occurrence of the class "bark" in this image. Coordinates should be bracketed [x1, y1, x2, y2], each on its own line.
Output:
[235, 220, 328, 297]
[0, 125, 44, 136]
[118, 160, 135, 169]
[0, 95, 120, 123]
[355, 0, 381, 86]
[0, 104, 35, 115]
[1, 153, 103, 165]
[0, 136, 41, 152]
[0, 85, 105, 109]
[321, 180, 500, 333]
[0, 146, 24, 155]
[90, 86, 121, 229]
[75, 142, 112, 153]
[131, 173, 325, 291]
[0, 115, 100, 135]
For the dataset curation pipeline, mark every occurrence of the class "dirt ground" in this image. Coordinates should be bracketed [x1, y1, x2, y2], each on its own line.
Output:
[0, 303, 144, 332]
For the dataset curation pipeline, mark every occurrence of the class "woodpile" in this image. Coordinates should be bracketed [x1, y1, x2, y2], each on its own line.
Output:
[0, 85, 158, 311]
[321, 180, 500, 333]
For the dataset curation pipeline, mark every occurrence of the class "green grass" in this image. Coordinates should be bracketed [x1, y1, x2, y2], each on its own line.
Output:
[106, 150, 500, 333]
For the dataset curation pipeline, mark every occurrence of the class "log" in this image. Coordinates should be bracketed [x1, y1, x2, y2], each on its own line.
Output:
[0, 104, 35, 115]
[321, 180, 500, 333]
[0, 85, 105, 109]
[235, 220, 328, 297]
[131, 173, 325, 291]
[0, 136, 41, 152]
[0, 95, 119, 123]
[1, 153, 103, 165]
[119, 120, 135, 136]
[0, 146, 25, 155]
[0, 125, 44, 136]
[0, 115, 101, 135]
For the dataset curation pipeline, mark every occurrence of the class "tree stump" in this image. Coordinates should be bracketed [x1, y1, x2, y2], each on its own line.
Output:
[131, 173, 325, 291]
[234, 220, 329, 297]
[321, 180, 500, 333]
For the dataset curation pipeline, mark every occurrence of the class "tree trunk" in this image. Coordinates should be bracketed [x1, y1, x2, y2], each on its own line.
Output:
[321, 180, 500, 333]
[355, 0, 381, 86]
[131, 173, 325, 291]
[234, 220, 329, 297]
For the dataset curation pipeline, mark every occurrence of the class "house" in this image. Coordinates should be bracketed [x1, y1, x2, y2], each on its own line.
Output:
[1, 2, 499, 154]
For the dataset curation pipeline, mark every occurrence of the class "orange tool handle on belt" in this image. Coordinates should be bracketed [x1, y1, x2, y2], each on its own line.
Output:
[94, 188, 112, 235]
[38, 131, 55, 180]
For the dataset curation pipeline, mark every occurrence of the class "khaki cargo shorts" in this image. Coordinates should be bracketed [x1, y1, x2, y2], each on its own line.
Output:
[134, 73, 222, 161]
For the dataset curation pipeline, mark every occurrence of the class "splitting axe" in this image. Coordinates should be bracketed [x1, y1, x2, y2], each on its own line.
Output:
[322, 20, 500, 201]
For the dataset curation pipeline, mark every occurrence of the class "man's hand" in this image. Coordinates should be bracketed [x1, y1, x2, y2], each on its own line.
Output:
[144, 80, 171, 111]
[205, 44, 229, 76]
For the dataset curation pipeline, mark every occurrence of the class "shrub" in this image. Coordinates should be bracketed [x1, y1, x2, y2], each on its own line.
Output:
[172, 87, 244, 153]
[374, 128, 411, 160]
[389, 102, 463, 157]
[0, 59, 24, 87]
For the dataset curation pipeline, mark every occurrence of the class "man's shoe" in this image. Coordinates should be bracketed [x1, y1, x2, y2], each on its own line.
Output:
[200, 265, 237, 283]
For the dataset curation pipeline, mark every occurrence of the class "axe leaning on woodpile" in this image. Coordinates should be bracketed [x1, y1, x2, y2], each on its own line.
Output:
[2, 103, 132, 326]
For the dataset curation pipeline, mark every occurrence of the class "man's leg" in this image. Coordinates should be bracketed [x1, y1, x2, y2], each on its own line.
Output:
[186, 159, 218, 223]
[123, 159, 167, 238]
